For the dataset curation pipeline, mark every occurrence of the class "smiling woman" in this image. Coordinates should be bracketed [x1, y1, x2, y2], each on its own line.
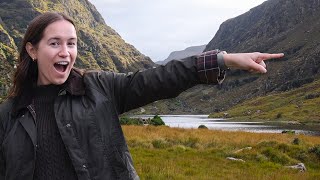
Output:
[0, 12, 283, 180]
[26, 20, 77, 85]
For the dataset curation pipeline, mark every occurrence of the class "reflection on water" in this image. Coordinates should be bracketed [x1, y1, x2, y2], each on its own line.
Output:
[132, 115, 320, 136]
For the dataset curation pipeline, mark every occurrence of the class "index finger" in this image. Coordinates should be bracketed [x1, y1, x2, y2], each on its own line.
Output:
[260, 53, 284, 61]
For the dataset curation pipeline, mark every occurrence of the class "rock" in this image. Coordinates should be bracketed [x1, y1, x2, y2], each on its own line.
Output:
[285, 163, 306, 172]
[140, 107, 146, 113]
[234, 147, 252, 153]
[223, 112, 230, 118]
[226, 157, 245, 162]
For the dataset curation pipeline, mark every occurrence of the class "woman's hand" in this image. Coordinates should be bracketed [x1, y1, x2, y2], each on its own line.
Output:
[223, 52, 284, 73]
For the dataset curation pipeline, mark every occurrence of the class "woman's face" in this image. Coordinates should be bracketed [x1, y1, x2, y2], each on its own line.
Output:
[27, 20, 77, 85]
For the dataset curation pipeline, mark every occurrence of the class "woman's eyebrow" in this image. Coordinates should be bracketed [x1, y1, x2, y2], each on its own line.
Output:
[48, 37, 77, 41]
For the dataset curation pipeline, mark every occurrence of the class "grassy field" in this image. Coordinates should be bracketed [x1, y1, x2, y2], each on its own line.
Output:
[123, 125, 320, 180]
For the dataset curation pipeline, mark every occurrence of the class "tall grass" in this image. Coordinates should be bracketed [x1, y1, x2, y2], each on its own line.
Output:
[123, 125, 320, 179]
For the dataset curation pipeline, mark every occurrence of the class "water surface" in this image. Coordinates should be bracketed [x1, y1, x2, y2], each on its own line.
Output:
[132, 115, 320, 136]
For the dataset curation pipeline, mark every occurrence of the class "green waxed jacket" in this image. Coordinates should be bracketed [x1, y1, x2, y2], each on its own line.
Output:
[0, 57, 203, 180]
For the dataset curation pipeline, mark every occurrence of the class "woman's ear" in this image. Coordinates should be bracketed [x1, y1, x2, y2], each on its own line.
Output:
[25, 42, 37, 60]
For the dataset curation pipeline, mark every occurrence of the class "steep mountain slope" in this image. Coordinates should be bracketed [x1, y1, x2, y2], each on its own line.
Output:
[130, 0, 320, 116]
[156, 45, 206, 65]
[202, 0, 320, 111]
[0, 0, 154, 98]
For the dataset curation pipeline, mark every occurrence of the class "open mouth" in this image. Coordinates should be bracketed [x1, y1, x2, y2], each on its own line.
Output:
[54, 61, 69, 73]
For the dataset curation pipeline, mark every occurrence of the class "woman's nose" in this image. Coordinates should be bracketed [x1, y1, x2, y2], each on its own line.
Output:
[58, 45, 70, 57]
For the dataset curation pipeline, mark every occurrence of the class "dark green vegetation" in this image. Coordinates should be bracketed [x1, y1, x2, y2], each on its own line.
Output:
[123, 125, 320, 179]
[0, 0, 154, 101]
[120, 115, 165, 126]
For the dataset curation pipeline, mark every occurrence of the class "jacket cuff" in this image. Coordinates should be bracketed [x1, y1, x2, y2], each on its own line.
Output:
[196, 50, 226, 84]
[217, 51, 229, 70]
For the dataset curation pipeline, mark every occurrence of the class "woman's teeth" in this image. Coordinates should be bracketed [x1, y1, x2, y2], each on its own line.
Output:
[54, 61, 69, 72]
[56, 61, 69, 65]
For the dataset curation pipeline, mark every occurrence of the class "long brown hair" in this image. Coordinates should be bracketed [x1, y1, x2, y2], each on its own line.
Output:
[8, 12, 76, 97]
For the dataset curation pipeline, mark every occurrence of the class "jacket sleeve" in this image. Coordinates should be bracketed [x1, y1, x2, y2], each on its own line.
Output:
[121, 57, 201, 113]
[90, 52, 224, 114]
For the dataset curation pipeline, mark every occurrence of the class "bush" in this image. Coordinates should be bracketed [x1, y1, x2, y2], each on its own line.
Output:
[281, 130, 295, 134]
[309, 145, 320, 158]
[276, 113, 282, 119]
[292, 138, 300, 145]
[152, 139, 170, 148]
[198, 125, 208, 129]
[262, 147, 291, 165]
[119, 117, 143, 125]
[150, 115, 165, 126]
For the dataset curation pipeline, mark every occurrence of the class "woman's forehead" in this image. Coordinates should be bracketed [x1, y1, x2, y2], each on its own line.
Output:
[42, 20, 77, 40]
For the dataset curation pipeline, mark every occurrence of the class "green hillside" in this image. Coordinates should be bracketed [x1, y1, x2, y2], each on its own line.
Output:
[209, 79, 320, 124]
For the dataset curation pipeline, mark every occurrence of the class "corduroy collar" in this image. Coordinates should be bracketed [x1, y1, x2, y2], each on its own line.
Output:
[11, 68, 85, 117]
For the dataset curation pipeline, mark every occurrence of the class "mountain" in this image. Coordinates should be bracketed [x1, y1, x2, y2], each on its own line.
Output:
[129, 0, 320, 120]
[0, 0, 154, 99]
[156, 45, 206, 65]
[202, 0, 320, 111]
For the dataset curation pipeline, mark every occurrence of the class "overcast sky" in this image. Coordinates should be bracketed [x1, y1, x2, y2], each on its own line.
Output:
[88, 0, 266, 62]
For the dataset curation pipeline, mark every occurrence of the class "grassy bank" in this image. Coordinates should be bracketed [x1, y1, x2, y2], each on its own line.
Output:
[209, 79, 320, 124]
[123, 125, 320, 179]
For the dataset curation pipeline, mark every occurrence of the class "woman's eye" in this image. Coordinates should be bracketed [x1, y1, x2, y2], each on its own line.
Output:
[68, 42, 76, 46]
[50, 42, 59, 46]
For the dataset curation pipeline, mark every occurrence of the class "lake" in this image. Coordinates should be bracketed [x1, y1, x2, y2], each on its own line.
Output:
[132, 115, 320, 136]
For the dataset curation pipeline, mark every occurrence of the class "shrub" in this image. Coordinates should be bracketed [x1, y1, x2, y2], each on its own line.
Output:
[119, 117, 143, 125]
[150, 115, 165, 126]
[262, 147, 291, 165]
[152, 139, 170, 148]
[309, 145, 320, 158]
[281, 130, 295, 134]
[292, 138, 300, 145]
[276, 113, 282, 119]
[198, 125, 208, 129]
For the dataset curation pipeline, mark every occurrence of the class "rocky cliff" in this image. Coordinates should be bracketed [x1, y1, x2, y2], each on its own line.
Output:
[202, 0, 320, 112]
[0, 0, 154, 97]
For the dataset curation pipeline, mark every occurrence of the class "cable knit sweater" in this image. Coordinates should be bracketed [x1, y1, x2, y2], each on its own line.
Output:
[33, 85, 77, 180]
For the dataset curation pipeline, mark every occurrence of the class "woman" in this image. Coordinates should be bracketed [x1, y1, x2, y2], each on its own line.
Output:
[0, 12, 284, 180]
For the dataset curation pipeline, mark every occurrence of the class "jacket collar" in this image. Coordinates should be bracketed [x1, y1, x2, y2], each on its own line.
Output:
[11, 68, 85, 117]
[64, 68, 86, 96]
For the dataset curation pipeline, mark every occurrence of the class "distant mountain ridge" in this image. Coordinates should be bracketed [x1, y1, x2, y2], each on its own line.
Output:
[0, 0, 154, 98]
[156, 45, 206, 65]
